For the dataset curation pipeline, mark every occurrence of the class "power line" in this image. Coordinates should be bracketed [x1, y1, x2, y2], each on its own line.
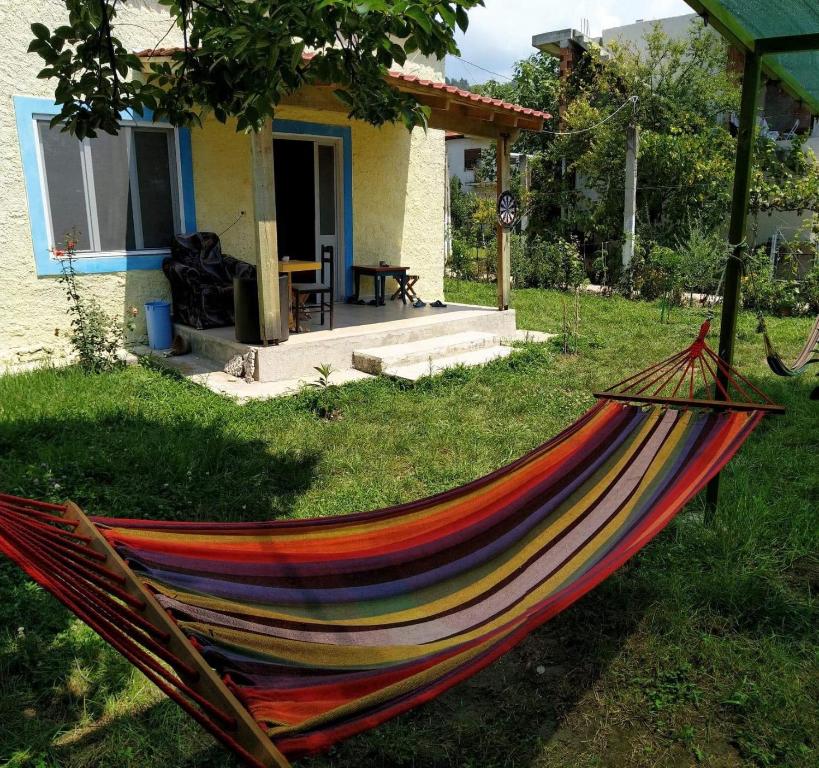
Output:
[449, 55, 513, 83]
[541, 96, 638, 135]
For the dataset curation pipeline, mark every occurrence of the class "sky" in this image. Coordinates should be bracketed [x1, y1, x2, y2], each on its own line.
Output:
[444, 0, 692, 83]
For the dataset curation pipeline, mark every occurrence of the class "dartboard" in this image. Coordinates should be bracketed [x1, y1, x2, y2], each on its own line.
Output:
[497, 190, 518, 228]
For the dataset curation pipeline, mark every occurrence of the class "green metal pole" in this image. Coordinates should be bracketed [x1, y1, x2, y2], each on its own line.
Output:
[705, 50, 763, 518]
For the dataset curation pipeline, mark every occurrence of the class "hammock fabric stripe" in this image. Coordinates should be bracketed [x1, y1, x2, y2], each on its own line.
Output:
[91, 401, 762, 758]
[762, 314, 819, 377]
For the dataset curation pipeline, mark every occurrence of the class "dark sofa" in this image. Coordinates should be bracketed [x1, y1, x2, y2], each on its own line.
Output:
[162, 232, 256, 329]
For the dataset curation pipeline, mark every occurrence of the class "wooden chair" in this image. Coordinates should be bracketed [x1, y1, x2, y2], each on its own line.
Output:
[291, 245, 334, 331]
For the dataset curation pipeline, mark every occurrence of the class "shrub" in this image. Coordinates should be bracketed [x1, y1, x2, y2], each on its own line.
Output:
[742, 247, 818, 317]
[677, 224, 726, 298]
[513, 236, 585, 290]
[622, 243, 683, 302]
[448, 236, 474, 280]
[57, 236, 127, 373]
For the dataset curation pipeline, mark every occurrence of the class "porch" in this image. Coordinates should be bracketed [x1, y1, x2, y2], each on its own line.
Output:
[156, 300, 522, 396]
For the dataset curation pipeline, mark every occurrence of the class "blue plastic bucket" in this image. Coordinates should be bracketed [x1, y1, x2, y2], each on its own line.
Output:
[144, 300, 173, 350]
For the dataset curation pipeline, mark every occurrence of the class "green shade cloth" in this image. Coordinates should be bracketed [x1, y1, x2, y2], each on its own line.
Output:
[687, 1, 819, 111]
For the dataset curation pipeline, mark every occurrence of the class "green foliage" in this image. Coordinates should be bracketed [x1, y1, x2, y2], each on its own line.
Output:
[538, 22, 739, 245]
[57, 236, 126, 373]
[676, 223, 727, 297]
[512, 235, 585, 290]
[448, 236, 474, 279]
[30, 0, 483, 137]
[472, 52, 559, 153]
[742, 248, 819, 317]
[525, 20, 819, 251]
[303, 363, 343, 420]
[446, 177, 498, 281]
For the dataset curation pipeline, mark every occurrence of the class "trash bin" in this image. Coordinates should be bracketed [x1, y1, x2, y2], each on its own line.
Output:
[233, 275, 289, 344]
[234, 276, 261, 344]
[144, 300, 173, 350]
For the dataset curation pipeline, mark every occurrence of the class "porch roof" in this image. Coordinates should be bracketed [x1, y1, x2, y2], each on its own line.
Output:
[137, 48, 551, 139]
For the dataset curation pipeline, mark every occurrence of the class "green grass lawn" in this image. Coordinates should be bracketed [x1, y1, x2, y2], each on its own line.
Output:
[1, 281, 816, 768]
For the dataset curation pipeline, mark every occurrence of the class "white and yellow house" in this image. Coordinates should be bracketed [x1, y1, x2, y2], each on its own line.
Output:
[2, 1, 548, 378]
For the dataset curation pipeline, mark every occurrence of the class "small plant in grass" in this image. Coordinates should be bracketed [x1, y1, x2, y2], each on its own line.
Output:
[304, 363, 342, 420]
[56, 232, 129, 373]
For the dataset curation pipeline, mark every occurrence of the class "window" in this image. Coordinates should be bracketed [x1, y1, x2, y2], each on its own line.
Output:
[463, 147, 482, 171]
[36, 121, 181, 255]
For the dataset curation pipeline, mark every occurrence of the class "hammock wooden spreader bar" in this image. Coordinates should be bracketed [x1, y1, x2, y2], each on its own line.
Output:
[759, 314, 819, 377]
[0, 494, 289, 768]
[0, 327, 781, 767]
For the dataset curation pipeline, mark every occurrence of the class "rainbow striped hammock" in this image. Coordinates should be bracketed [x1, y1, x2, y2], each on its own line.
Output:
[0, 323, 782, 768]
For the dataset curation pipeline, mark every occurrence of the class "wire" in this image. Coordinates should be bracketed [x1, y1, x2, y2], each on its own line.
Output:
[449, 55, 513, 83]
[541, 96, 638, 135]
[218, 210, 245, 237]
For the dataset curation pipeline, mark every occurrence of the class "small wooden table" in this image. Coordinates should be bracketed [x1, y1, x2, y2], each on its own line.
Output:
[278, 259, 321, 330]
[353, 264, 410, 305]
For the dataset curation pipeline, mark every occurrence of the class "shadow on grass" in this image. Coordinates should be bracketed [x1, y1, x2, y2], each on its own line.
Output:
[0, 409, 321, 766]
[18, 569, 650, 768]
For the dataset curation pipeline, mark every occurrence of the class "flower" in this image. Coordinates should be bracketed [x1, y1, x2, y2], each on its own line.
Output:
[53, 248, 65, 257]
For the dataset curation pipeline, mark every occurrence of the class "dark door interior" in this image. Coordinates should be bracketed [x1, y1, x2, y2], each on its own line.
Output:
[273, 139, 315, 260]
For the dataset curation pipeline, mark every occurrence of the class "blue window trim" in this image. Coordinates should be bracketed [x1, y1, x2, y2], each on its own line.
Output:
[272, 119, 354, 298]
[13, 96, 196, 276]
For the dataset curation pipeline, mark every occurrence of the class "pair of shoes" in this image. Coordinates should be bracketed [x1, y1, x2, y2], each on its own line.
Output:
[413, 299, 426, 308]
[431, 299, 447, 308]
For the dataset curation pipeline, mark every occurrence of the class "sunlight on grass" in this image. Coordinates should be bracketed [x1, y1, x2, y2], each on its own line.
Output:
[0, 283, 816, 767]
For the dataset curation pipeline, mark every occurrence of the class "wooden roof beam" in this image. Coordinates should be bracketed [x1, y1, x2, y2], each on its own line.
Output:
[755, 33, 819, 55]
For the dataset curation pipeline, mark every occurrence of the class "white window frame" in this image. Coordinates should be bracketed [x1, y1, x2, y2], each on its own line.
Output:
[33, 116, 186, 259]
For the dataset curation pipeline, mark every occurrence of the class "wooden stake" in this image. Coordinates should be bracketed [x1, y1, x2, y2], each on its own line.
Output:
[62, 502, 291, 768]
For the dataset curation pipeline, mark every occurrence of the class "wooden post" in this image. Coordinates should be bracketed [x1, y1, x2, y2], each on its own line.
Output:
[519, 153, 530, 232]
[62, 502, 292, 768]
[250, 122, 282, 343]
[705, 50, 762, 516]
[622, 123, 639, 270]
[496, 132, 511, 311]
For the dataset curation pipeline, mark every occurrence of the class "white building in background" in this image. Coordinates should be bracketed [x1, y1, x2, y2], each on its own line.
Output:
[445, 132, 493, 188]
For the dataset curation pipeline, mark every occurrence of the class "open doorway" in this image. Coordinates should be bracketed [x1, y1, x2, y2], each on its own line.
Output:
[273, 136, 343, 300]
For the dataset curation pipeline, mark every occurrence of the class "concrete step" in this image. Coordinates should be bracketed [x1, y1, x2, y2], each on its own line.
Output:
[383, 345, 514, 382]
[352, 331, 500, 375]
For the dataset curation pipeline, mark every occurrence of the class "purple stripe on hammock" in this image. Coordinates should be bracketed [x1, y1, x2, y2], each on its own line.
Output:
[130, 411, 649, 606]
[116, 406, 639, 582]
[160, 412, 679, 646]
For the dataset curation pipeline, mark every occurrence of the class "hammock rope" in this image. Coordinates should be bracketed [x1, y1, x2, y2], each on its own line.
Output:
[0, 329, 783, 767]
[757, 313, 819, 377]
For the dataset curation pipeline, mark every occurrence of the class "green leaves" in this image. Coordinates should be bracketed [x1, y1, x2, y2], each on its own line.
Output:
[30, 0, 484, 137]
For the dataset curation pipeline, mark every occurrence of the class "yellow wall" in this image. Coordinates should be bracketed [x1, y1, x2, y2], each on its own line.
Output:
[0, 2, 446, 370]
[192, 103, 446, 301]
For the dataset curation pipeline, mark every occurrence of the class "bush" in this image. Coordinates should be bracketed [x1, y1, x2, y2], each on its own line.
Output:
[513, 235, 585, 290]
[58, 241, 127, 373]
[677, 224, 726, 298]
[623, 243, 683, 302]
[448, 236, 474, 279]
[742, 247, 818, 317]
